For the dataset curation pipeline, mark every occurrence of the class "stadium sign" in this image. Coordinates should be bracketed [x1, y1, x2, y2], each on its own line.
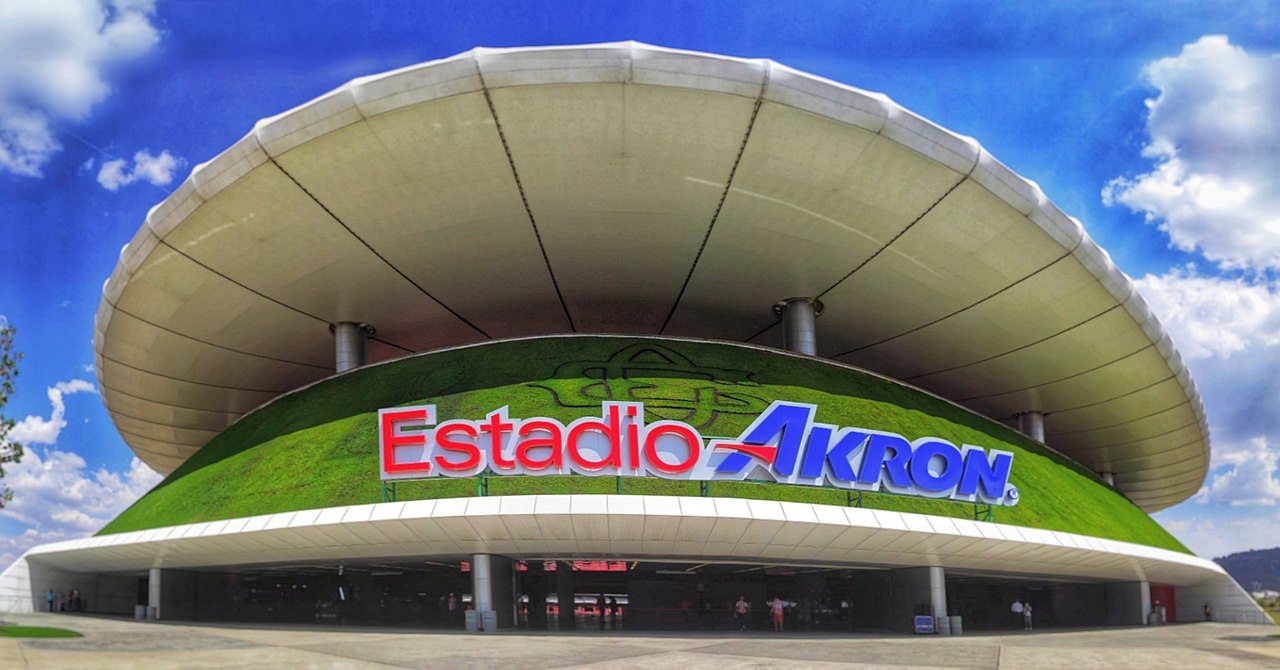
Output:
[379, 401, 1019, 506]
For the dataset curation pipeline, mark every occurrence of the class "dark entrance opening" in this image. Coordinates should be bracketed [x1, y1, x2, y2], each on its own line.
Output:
[118, 558, 1125, 633]
[945, 572, 1108, 631]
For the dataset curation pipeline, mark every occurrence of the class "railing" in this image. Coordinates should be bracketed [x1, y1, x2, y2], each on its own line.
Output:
[380, 472, 998, 523]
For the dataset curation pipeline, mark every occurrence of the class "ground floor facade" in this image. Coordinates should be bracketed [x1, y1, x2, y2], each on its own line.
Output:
[1, 495, 1271, 631]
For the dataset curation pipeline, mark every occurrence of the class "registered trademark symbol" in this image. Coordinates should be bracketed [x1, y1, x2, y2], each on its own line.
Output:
[1005, 486, 1020, 506]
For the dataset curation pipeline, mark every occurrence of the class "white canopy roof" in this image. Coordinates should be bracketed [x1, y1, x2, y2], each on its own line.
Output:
[94, 43, 1208, 511]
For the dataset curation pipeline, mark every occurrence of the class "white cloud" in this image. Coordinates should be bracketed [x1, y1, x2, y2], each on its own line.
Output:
[95, 148, 181, 191]
[7, 379, 97, 446]
[1134, 268, 1280, 360]
[1103, 35, 1280, 272]
[1201, 437, 1280, 506]
[1157, 510, 1280, 559]
[0, 450, 161, 570]
[0, 0, 161, 176]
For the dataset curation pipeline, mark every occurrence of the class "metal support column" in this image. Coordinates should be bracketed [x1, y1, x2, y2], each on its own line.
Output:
[928, 566, 947, 621]
[1019, 411, 1046, 443]
[332, 322, 374, 373]
[1101, 472, 1115, 486]
[773, 298, 823, 356]
[147, 567, 162, 620]
[472, 554, 493, 624]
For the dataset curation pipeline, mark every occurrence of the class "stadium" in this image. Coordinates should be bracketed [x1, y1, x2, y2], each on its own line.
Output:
[0, 43, 1271, 632]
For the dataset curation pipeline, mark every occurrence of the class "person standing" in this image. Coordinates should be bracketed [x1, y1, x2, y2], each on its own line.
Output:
[770, 597, 785, 632]
[1203, 602, 1212, 622]
[734, 595, 749, 632]
[1010, 599, 1023, 629]
[1023, 602, 1033, 631]
[46, 589, 54, 612]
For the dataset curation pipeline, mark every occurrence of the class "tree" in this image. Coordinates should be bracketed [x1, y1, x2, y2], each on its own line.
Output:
[0, 324, 21, 508]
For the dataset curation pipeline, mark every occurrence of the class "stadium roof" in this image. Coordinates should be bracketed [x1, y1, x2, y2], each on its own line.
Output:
[94, 42, 1208, 512]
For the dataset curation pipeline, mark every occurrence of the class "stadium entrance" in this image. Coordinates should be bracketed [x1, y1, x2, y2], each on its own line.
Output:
[120, 557, 1148, 634]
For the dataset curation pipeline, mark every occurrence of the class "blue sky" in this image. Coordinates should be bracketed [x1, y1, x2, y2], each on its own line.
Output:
[1, 0, 1277, 565]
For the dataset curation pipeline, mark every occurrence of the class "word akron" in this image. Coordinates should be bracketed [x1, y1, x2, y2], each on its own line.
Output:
[379, 401, 1018, 506]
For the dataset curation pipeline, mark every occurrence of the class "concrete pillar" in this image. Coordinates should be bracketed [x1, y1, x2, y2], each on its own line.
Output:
[889, 567, 947, 633]
[332, 322, 374, 373]
[472, 554, 494, 616]
[1019, 411, 1046, 443]
[928, 566, 947, 620]
[1102, 472, 1115, 486]
[773, 298, 823, 356]
[147, 568, 161, 620]
[470, 554, 515, 630]
[1140, 580, 1152, 624]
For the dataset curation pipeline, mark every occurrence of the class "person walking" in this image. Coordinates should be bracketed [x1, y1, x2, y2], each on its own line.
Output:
[1023, 601, 1033, 631]
[733, 595, 749, 632]
[1010, 599, 1023, 629]
[770, 597, 785, 632]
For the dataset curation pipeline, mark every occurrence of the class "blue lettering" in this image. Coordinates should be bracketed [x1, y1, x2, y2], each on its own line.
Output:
[957, 449, 1014, 500]
[800, 426, 870, 481]
[857, 434, 913, 489]
[736, 402, 813, 476]
[909, 440, 964, 493]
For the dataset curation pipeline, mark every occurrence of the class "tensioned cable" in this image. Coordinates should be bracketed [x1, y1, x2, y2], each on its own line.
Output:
[111, 306, 331, 370]
[1119, 469, 1208, 492]
[476, 66, 575, 333]
[916, 305, 1128, 387]
[955, 339, 1152, 402]
[1036, 373, 1176, 416]
[1068, 417, 1201, 452]
[148, 238, 420, 353]
[115, 426, 204, 450]
[105, 405, 225, 434]
[660, 63, 771, 335]
[830, 252, 1073, 357]
[269, 157, 492, 339]
[743, 173, 969, 344]
[1102, 439, 1205, 467]
[1048, 400, 1191, 437]
[101, 353, 293, 394]
[99, 381, 244, 415]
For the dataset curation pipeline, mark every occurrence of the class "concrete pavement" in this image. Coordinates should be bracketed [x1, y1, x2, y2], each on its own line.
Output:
[2, 613, 1278, 669]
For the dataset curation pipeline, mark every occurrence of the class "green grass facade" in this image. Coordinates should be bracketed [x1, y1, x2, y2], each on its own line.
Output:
[100, 336, 1187, 553]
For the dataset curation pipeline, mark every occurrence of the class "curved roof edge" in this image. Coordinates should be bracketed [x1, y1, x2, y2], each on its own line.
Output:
[92, 42, 1209, 511]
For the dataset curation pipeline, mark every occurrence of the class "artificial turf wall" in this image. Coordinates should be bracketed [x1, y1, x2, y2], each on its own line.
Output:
[99, 336, 1188, 553]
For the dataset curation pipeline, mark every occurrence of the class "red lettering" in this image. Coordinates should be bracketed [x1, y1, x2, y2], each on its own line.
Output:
[516, 419, 563, 470]
[567, 406, 622, 470]
[643, 423, 701, 474]
[434, 421, 481, 471]
[626, 406, 640, 471]
[480, 411, 515, 469]
[381, 409, 431, 474]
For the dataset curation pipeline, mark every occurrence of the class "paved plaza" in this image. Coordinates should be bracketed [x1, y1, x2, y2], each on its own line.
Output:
[1, 613, 1277, 669]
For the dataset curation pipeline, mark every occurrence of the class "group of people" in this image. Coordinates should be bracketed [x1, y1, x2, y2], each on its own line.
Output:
[732, 595, 791, 632]
[595, 594, 621, 628]
[1010, 598, 1033, 630]
[44, 589, 84, 613]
